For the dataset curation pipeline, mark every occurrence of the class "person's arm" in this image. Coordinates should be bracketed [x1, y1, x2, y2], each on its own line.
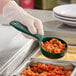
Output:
[0, 0, 10, 14]
[1, 0, 44, 39]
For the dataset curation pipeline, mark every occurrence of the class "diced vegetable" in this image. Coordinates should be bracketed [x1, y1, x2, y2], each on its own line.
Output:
[41, 38, 66, 53]
[21, 63, 72, 76]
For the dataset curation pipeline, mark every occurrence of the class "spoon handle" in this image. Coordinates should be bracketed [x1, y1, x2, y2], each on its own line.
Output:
[10, 21, 43, 41]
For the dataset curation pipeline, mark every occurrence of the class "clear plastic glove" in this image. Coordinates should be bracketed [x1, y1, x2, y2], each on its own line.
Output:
[3, 1, 44, 39]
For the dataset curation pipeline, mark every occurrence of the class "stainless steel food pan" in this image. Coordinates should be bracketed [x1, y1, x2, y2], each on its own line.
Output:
[0, 40, 39, 76]
[11, 58, 76, 76]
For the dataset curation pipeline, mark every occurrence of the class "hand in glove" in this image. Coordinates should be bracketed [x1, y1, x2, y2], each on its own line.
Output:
[3, 0, 44, 39]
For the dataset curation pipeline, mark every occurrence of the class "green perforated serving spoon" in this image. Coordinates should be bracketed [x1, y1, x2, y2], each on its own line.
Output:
[10, 21, 68, 59]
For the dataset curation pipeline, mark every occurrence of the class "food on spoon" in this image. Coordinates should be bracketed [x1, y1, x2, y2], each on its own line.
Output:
[21, 63, 72, 76]
[41, 38, 66, 53]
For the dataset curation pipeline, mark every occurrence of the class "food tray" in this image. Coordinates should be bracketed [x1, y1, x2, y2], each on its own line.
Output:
[10, 44, 76, 76]
[11, 58, 76, 76]
[34, 45, 76, 61]
[0, 40, 39, 76]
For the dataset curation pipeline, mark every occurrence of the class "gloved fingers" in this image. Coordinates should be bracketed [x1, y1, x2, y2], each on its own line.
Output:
[22, 33, 37, 40]
[2, 0, 44, 36]
[34, 19, 44, 35]
[27, 23, 37, 34]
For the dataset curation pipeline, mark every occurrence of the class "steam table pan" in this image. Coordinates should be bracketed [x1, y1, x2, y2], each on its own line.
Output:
[0, 40, 39, 76]
[11, 58, 76, 76]
[34, 46, 76, 61]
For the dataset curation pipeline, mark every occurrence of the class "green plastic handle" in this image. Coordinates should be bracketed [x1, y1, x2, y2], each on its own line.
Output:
[10, 21, 43, 41]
